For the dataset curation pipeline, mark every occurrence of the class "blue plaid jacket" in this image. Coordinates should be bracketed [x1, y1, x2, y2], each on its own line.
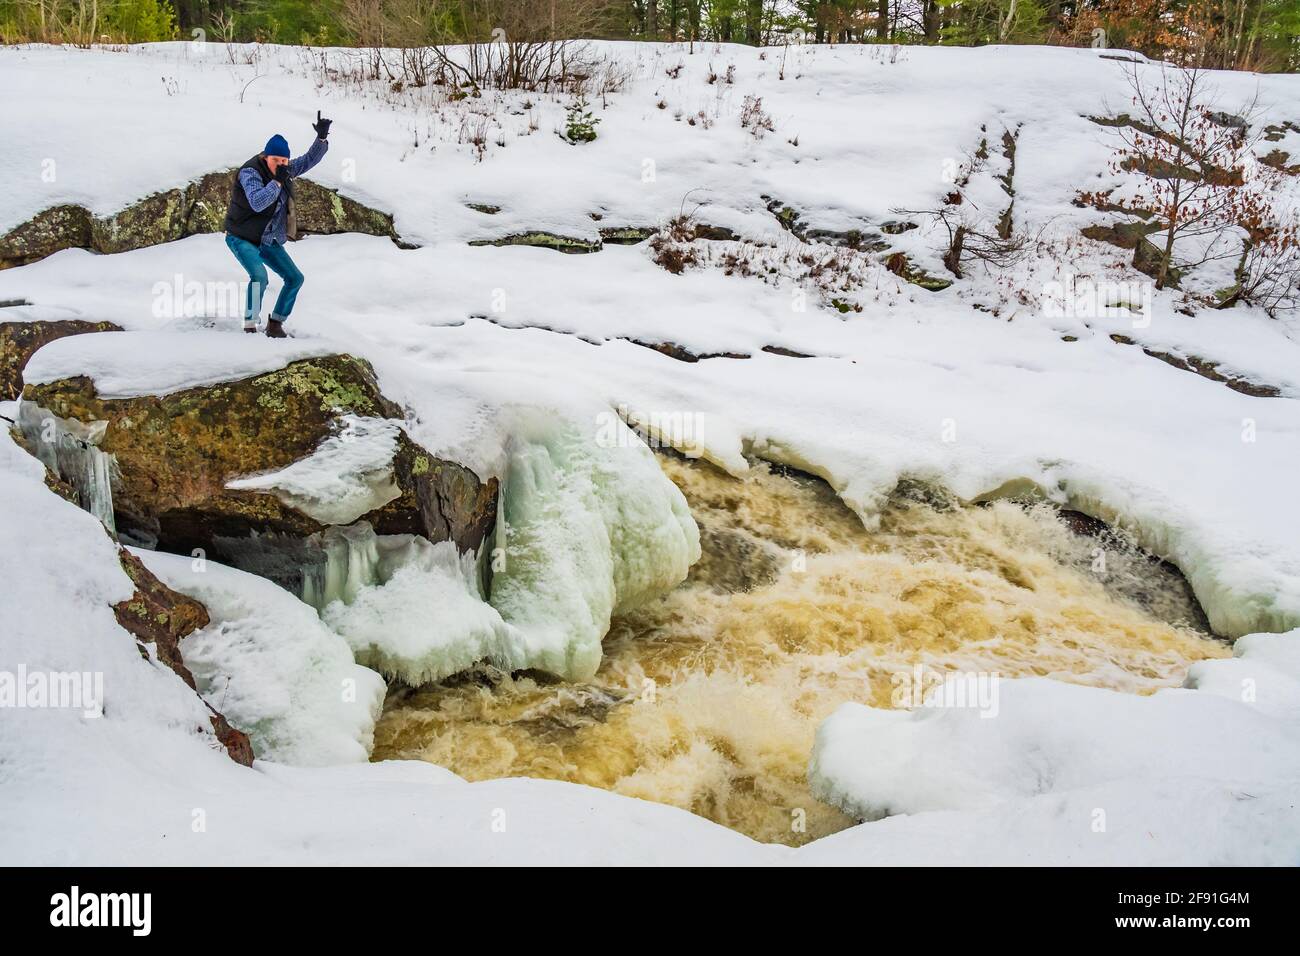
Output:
[238, 137, 329, 246]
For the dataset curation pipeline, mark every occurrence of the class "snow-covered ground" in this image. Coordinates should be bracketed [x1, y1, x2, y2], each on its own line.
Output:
[2, 40, 1299, 865]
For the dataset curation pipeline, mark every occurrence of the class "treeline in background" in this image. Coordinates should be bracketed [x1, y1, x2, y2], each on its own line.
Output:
[1, 0, 1296, 71]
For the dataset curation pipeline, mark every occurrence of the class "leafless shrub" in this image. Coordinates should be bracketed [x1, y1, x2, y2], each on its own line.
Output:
[895, 205, 1034, 280]
[1231, 208, 1300, 316]
[424, 0, 612, 92]
[740, 95, 774, 138]
[647, 199, 879, 313]
[649, 213, 704, 275]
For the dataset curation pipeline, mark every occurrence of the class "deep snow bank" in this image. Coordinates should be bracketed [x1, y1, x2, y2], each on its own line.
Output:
[0, 424, 239, 770]
[808, 639, 1300, 857]
[136, 547, 387, 765]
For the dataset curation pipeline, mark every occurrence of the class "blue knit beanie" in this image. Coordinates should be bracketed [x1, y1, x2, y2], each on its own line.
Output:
[264, 134, 290, 158]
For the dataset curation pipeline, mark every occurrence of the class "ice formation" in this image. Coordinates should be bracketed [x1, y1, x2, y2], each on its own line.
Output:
[299, 522, 390, 610]
[485, 410, 701, 681]
[226, 415, 403, 526]
[16, 400, 117, 533]
[309, 409, 701, 687]
[321, 534, 522, 685]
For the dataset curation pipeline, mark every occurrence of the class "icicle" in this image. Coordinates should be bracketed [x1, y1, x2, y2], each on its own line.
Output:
[17, 401, 117, 534]
[300, 522, 395, 610]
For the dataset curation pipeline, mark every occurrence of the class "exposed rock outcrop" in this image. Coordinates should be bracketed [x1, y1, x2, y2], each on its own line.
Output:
[598, 225, 657, 245]
[0, 171, 405, 269]
[0, 205, 93, 267]
[22, 353, 498, 576]
[112, 547, 254, 766]
[1260, 149, 1300, 176]
[468, 231, 602, 254]
[1, 319, 122, 401]
[1107, 333, 1282, 398]
[884, 251, 953, 291]
[760, 194, 891, 251]
[1081, 219, 1175, 285]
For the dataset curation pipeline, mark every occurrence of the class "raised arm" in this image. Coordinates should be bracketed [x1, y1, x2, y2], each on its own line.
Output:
[288, 137, 329, 178]
[239, 166, 281, 212]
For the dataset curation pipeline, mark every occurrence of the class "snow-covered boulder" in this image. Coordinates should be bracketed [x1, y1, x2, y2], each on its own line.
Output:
[808, 661, 1300, 826]
[19, 331, 497, 580]
[0, 317, 121, 400]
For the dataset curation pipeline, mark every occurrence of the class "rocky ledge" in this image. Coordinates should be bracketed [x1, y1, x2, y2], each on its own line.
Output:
[19, 348, 497, 593]
[0, 171, 406, 269]
[1, 318, 122, 401]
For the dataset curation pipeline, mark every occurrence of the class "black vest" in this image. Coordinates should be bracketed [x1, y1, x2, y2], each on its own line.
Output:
[224, 154, 291, 244]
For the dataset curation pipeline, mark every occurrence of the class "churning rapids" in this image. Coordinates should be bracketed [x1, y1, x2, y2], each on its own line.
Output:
[372, 454, 1228, 846]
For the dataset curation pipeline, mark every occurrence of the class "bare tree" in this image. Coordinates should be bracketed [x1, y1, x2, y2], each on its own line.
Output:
[1086, 62, 1261, 290]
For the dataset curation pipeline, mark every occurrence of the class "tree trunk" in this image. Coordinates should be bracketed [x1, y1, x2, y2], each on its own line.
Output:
[999, 0, 1019, 42]
[755, 0, 768, 46]
[922, 0, 940, 41]
[944, 225, 966, 277]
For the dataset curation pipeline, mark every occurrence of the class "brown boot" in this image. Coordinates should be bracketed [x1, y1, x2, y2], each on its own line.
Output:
[265, 317, 288, 339]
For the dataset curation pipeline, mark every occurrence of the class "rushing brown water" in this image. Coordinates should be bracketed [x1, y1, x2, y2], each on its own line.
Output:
[372, 454, 1228, 846]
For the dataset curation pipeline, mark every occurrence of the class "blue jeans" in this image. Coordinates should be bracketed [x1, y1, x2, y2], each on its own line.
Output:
[225, 234, 304, 327]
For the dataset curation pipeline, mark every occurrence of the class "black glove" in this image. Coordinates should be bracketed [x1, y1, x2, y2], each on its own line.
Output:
[312, 110, 332, 140]
[274, 164, 289, 185]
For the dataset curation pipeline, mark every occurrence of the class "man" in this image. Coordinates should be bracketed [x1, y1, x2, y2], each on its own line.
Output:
[224, 111, 332, 337]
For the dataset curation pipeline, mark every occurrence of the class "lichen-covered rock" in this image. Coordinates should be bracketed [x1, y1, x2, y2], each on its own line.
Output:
[0, 171, 403, 268]
[1081, 220, 1178, 285]
[91, 187, 193, 255]
[598, 226, 656, 245]
[112, 547, 254, 766]
[292, 178, 399, 240]
[369, 431, 499, 555]
[884, 252, 953, 291]
[184, 172, 233, 235]
[22, 354, 497, 567]
[1, 319, 122, 401]
[469, 231, 602, 254]
[187, 169, 400, 241]
[0, 205, 93, 269]
[114, 548, 211, 681]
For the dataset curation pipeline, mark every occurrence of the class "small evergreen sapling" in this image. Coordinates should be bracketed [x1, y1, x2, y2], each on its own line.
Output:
[564, 98, 600, 144]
